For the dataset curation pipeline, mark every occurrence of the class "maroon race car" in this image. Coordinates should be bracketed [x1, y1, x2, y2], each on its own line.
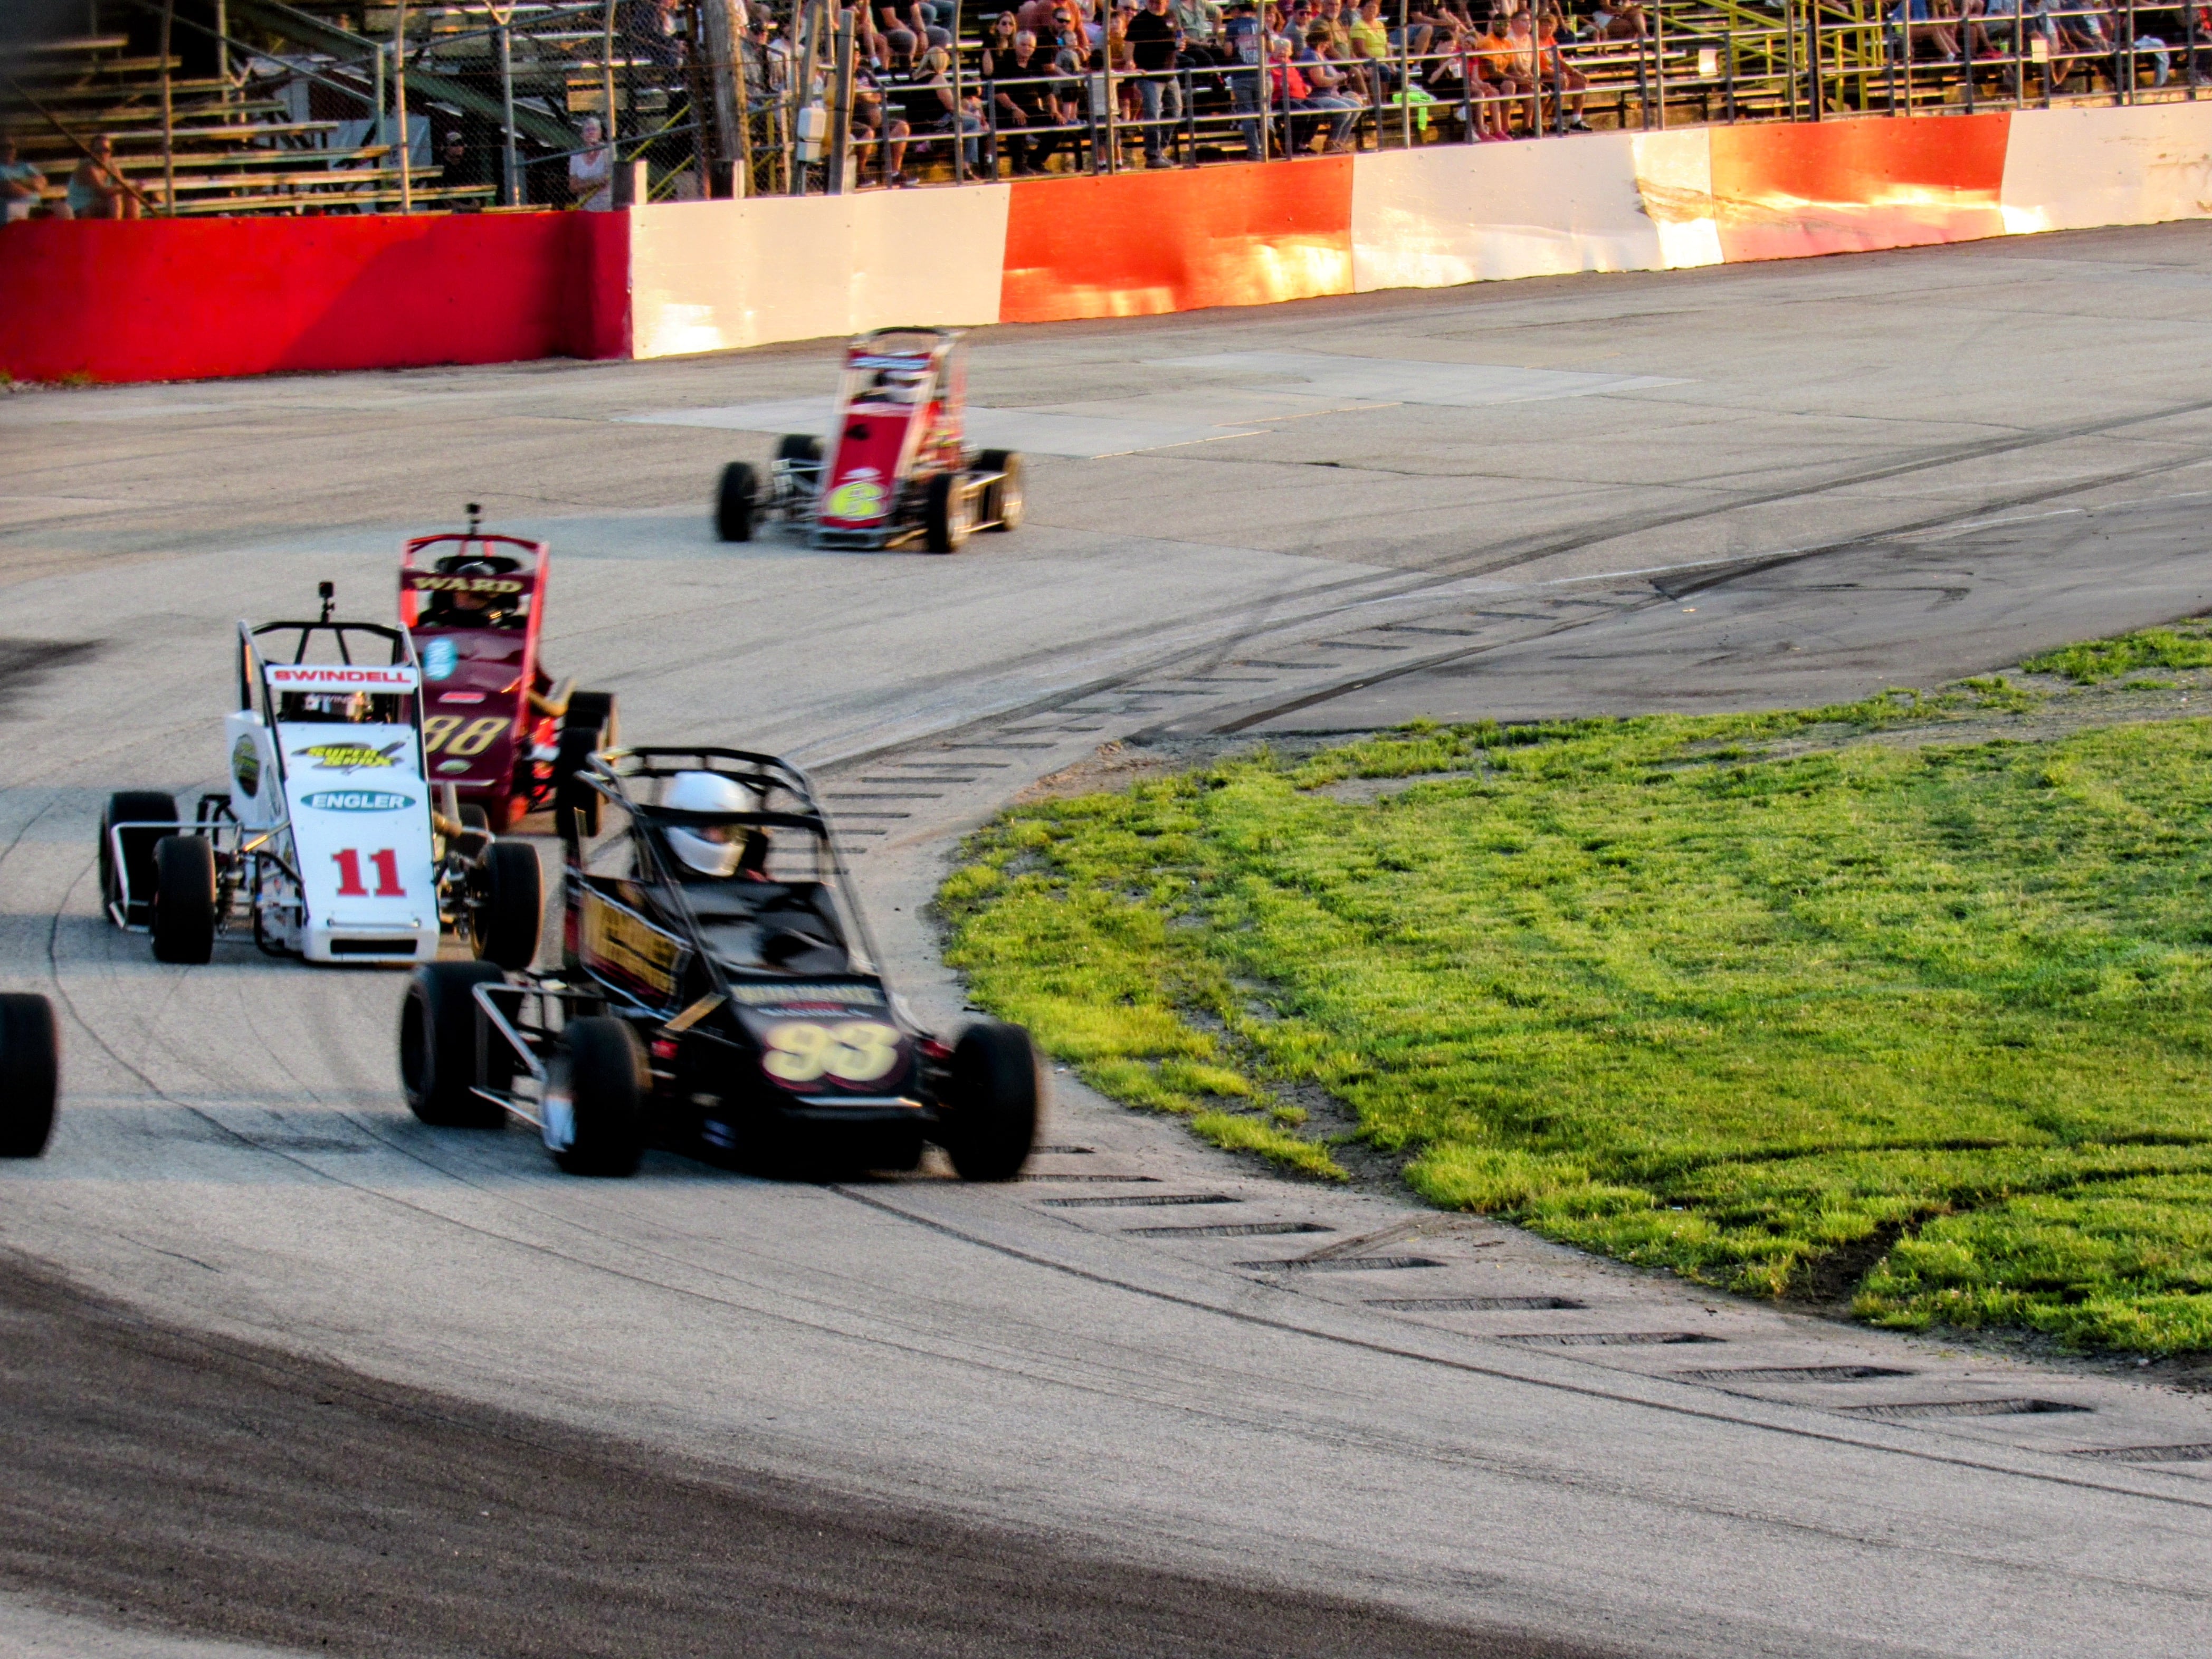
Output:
[401, 511, 616, 833]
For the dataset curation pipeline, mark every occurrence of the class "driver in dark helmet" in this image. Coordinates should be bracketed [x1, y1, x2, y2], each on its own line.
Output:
[423, 555, 521, 628]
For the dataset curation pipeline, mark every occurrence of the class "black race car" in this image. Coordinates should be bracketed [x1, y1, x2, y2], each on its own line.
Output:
[398, 746, 1040, 1178]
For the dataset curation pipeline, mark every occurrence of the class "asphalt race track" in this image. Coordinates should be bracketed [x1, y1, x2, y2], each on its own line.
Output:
[7, 221, 2212, 1658]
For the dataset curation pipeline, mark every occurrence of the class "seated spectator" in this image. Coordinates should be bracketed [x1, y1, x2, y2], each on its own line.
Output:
[66, 135, 141, 220]
[1274, 35, 1358, 149]
[1512, 10, 1587, 129]
[1588, 0, 1646, 39]
[1893, 0, 1961, 61]
[1349, 0, 1392, 71]
[1175, 0, 1225, 43]
[917, 44, 988, 169]
[876, 29, 927, 184]
[569, 116, 614, 208]
[0, 138, 47, 224]
[1424, 23, 1509, 137]
[1299, 25, 1367, 151]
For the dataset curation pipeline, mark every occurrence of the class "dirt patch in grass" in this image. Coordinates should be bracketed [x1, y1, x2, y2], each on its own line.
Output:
[942, 626, 2212, 1355]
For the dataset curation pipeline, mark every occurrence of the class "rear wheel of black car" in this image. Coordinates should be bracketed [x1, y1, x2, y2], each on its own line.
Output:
[0, 993, 59, 1159]
[923, 470, 971, 555]
[400, 960, 508, 1128]
[555, 690, 616, 838]
[471, 840, 541, 971]
[150, 835, 217, 965]
[975, 450, 1025, 532]
[717, 461, 758, 543]
[776, 433, 823, 465]
[943, 1020, 1040, 1181]
[550, 1017, 645, 1177]
[100, 790, 177, 927]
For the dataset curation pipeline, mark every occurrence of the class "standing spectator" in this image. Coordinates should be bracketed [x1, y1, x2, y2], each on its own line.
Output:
[1127, 0, 1183, 163]
[0, 138, 47, 224]
[1225, 0, 1267, 154]
[990, 28, 1066, 171]
[66, 135, 141, 220]
[569, 116, 615, 208]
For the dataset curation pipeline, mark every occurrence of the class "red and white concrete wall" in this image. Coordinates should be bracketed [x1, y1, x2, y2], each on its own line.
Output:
[6, 101, 2211, 384]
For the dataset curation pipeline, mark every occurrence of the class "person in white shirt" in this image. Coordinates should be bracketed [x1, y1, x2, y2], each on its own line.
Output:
[569, 116, 614, 209]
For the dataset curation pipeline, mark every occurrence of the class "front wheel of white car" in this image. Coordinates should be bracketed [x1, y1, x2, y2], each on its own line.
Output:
[471, 841, 541, 971]
[150, 836, 217, 965]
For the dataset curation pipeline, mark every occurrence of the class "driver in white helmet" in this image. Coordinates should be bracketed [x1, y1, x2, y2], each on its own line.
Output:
[661, 770, 769, 881]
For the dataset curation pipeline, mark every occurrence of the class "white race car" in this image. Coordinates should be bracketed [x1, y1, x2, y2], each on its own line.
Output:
[99, 587, 541, 968]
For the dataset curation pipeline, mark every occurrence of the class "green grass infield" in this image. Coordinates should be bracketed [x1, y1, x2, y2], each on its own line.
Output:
[941, 623, 2212, 1355]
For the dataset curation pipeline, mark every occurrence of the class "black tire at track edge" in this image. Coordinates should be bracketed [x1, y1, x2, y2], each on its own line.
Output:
[776, 433, 823, 464]
[554, 1017, 645, 1177]
[100, 790, 177, 927]
[150, 835, 216, 965]
[0, 993, 58, 1158]
[943, 1020, 1040, 1181]
[401, 961, 509, 1128]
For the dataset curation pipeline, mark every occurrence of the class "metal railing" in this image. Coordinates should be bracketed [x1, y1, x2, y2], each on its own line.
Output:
[8, 0, 2201, 213]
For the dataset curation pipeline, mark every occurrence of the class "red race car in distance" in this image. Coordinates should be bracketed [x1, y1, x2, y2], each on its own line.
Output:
[714, 327, 1024, 554]
[401, 513, 616, 834]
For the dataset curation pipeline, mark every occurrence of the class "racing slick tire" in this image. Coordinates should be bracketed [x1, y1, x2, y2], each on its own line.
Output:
[716, 461, 759, 543]
[549, 1017, 645, 1177]
[100, 790, 177, 927]
[399, 960, 508, 1128]
[472, 840, 542, 972]
[942, 1019, 1041, 1181]
[775, 433, 823, 465]
[457, 805, 492, 835]
[0, 993, 59, 1159]
[975, 450, 1025, 531]
[923, 470, 972, 555]
[555, 691, 616, 838]
[149, 835, 217, 965]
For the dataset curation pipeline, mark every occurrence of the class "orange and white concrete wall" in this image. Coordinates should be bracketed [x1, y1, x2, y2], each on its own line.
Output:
[6, 101, 2211, 383]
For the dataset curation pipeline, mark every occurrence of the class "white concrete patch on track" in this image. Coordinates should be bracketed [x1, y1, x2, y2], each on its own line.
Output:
[1148, 351, 1686, 407]
[0, 1596, 309, 1659]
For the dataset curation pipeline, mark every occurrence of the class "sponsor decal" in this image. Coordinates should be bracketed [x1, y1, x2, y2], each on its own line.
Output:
[436, 760, 473, 775]
[580, 891, 687, 1003]
[293, 740, 406, 773]
[826, 478, 888, 521]
[422, 638, 457, 681]
[231, 735, 261, 798]
[267, 666, 417, 690]
[301, 790, 415, 813]
[729, 982, 885, 1008]
[408, 574, 527, 595]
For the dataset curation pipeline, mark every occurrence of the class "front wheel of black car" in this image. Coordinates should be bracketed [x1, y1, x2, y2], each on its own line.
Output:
[943, 1021, 1040, 1181]
[550, 1017, 645, 1177]
[717, 461, 758, 542]
[401, 961, 508, 1128]
[0, 993, 59, 1159]
[975, 450, 1024, 531]
[471, 840, 541, 971]
[555, 690, 615, 838]
[923, 471, 971, 555]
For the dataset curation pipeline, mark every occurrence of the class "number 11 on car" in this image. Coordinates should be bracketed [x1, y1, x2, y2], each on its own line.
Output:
[332, 849, 406, 897]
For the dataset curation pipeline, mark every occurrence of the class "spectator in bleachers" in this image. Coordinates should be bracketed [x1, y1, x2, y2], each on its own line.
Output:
[1894, 0, 1962, 61]
[569, 116, 615, 208]
[1175, 0, 1225, 43]
[1588, 0, 1647, 39]
[66, 135, 140, 220]
[1276, 35, 1359, 148]
[989, 28, 1066, 172]
[1225, 0, 1267, 154]
[1297, 26, 1366, 149]
[917, 44, 988, 168]
[1513, 11, 1588, 129]
[878, 29, 931, 185]
[1129, 0, 1184, 164]
[0, 138, 46, 224]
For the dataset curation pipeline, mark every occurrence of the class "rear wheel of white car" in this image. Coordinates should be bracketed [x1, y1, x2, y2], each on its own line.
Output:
[716, 462, 758, 542]
[551, 1017, 645, 1177]
[0, 993, 59, 1159]
[399, 961, 508, 1128]
[150, 835, 216, 965]
[923, 471, 971, 555]
[472, 840, 541, 971]
[942, 1020, 1041, 1181]
[555, 690, 616, 838]
[100, 790, 176, 927]
[975, 450, 1025, 531]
